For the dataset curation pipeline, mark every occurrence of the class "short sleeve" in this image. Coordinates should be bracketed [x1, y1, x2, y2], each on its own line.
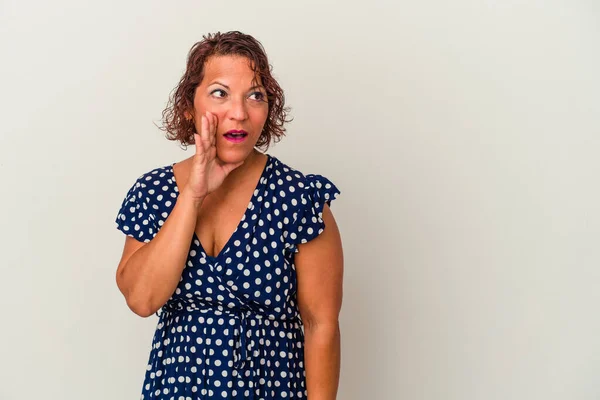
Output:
[115, 177, 158, 243]
[285, 174, 341, 253]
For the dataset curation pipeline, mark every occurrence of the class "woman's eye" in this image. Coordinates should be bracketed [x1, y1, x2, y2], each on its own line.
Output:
[211, 89, 227, 98]
[250, 91, 266, 101]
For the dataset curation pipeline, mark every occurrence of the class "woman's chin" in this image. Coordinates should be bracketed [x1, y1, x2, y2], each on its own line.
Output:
[216, 146, 253, 165]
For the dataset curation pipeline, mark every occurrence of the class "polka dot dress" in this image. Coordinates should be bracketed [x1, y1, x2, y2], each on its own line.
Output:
[115, 154, 340, 399]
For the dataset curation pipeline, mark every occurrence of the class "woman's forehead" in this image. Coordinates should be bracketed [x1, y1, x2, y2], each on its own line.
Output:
[202, 55, 262, 87]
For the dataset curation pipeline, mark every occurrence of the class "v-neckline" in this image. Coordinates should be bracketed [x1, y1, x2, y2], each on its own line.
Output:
[170, 153, 271, 261]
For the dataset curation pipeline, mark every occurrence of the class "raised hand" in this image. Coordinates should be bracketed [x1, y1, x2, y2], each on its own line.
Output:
[184, 111, 244, 203]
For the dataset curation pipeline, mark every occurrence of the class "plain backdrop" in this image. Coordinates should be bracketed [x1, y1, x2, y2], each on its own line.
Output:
[1, 1, 599, 399]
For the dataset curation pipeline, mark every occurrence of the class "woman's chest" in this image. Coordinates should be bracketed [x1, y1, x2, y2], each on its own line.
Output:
[172, 218, 298, 314]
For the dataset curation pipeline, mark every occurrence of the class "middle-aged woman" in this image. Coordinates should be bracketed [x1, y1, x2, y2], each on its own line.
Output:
[115, 31, 343, 399]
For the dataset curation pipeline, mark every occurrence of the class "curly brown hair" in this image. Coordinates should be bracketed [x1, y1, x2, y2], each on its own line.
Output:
[159, 31, 292, 151]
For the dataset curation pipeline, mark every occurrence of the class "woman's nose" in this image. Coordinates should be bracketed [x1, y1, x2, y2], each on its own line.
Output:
[228, 98, 249, 121]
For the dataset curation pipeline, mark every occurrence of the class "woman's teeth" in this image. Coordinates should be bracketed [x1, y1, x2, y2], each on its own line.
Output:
[224, 133, 248, 142]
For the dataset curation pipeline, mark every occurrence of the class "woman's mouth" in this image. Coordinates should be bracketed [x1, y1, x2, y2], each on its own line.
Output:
[224, 130, 248, 143]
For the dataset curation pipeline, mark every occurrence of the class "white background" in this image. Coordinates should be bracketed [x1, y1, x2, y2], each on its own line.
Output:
[1, 1, 599, 399]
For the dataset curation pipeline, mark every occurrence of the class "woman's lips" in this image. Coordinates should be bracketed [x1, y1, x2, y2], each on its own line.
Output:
[223, 129, 248, 143]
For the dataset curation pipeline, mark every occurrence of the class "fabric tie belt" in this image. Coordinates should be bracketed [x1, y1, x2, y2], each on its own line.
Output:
[157, 303, 298, 369]
[231, 310, 260, 369]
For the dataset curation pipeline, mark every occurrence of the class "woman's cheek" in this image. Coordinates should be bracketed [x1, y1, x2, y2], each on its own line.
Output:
[209, 109, 226, 127]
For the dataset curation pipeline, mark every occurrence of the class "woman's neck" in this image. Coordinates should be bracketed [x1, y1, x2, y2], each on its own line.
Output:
[220, 149, 266, 192]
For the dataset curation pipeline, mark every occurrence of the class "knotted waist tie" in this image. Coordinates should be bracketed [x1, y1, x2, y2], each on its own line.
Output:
[156, 303, 300, 369]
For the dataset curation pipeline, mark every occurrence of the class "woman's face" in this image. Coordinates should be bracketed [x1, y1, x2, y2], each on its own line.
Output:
[189, 55, 269, 164]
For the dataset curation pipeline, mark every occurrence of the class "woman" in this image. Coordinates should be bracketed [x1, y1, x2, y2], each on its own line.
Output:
[115, 31, 343, 399]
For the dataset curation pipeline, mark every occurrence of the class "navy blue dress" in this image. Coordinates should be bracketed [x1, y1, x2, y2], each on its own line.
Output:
[115, 154, 340, 399]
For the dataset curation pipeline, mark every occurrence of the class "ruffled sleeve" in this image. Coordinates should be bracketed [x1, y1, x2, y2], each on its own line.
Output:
[285, 174, 341, 253]
[115, 177, 158, 243]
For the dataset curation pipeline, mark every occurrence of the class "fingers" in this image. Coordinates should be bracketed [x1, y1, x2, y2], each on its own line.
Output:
[199, 112, 218, 148]
[199, 114, 210, 147]
[194, 114, 208, 156]
[208, 112, 217, 146]
[194, 112, 218, 158]
[194, 131, 202, 155]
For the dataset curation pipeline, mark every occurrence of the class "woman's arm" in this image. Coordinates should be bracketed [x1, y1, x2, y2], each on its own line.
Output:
[116, 111, 243, 317]
[115, 189, 203, 317]
[295, 204, 344, 400]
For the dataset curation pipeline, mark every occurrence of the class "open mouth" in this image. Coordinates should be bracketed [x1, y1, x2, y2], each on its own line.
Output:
[223, 131, 248, 143]
[223, 132, 248, 139]
[224, 129, 248, 143]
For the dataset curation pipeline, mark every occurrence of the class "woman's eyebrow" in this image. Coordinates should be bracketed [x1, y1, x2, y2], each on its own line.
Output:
[209, 81, 265, 91]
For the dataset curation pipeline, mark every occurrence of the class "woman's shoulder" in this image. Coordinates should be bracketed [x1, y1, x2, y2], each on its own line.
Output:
[268, 155, 308, 184]
[115, 162, 178, 242]
[268, 155, 341, 206]
[266, 154, 341, 252]
[117, 162, 178, 211]
[268, 155, 318, 196]
[120, 163, 179, 205]
[128, 163, 176, 189]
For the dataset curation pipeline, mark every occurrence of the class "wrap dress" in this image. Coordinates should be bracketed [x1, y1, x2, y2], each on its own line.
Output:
[115, 154, 340, 399]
